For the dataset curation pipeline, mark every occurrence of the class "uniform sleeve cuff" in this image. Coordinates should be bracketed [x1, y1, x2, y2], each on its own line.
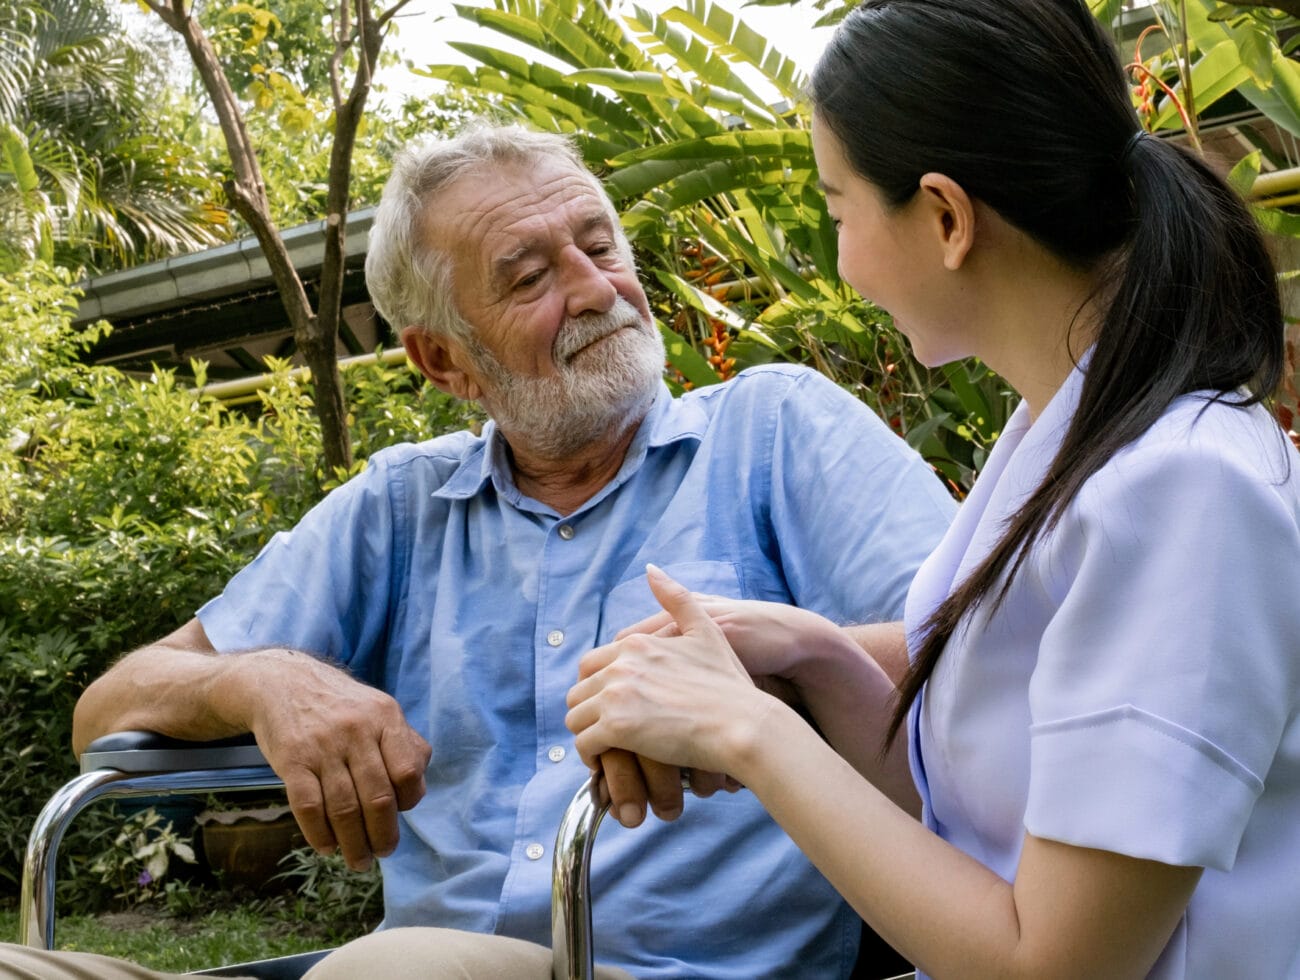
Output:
[1026, 704, 1262, 871]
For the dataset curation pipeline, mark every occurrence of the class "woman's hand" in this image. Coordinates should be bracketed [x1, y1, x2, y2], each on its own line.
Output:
[567, 565, 784, 825]
[614, 592, 846, 699]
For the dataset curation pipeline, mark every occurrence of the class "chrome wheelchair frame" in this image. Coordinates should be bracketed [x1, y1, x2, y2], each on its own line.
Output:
[21, 732, 913, 979]
[20, 732, 608, 980]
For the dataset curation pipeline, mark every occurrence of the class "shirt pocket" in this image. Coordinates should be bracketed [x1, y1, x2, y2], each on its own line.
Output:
[597, 560, 743, 644]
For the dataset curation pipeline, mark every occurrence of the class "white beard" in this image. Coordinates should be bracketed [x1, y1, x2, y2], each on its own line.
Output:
[465, 296, 666, 459]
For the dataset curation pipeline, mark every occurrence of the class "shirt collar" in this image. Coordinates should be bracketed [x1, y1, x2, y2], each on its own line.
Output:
[432, 380, 704, 506]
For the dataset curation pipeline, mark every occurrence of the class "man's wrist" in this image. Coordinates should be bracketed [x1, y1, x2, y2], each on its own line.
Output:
[205, 647, 299, 733]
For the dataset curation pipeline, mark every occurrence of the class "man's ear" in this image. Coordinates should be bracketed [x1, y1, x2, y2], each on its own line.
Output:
[400, 326, 481, 401]
[917, 173, 976, 272]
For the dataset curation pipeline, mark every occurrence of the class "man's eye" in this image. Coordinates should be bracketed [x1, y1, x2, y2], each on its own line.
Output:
[515, 271, 545, 289]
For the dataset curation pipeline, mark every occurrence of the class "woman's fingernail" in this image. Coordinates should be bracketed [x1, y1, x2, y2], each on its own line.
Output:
[619, 803, 644, 826]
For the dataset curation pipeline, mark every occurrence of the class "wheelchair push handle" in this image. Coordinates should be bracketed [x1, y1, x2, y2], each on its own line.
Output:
[551, 775, 609, 980]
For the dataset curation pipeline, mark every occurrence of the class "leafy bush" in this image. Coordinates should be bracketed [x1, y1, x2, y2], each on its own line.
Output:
[0, 262, 474, 905]
[89, 809, 197, 904]
[270, 846, 383, 943]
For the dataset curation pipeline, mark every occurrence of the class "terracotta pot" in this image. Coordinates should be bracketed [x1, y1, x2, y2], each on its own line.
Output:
[197, 805, 305, 891]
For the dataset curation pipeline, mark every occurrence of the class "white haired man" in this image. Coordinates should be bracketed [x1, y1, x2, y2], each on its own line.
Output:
[2, 121, 954, 979]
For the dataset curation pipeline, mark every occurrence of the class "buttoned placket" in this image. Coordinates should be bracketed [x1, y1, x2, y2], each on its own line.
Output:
[496, 513, 593, 935]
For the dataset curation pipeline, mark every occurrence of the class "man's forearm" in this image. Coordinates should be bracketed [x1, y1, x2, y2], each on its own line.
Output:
[843, 621, 910, 686]
[71, 618, 260, 755]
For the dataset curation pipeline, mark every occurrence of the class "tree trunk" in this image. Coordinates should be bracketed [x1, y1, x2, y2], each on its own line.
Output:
[144, 0, 400, 475]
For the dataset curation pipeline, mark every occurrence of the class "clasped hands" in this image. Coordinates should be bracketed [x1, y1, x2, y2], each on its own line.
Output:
[565, 564, 827, 829]
[258, 568, 826, 867]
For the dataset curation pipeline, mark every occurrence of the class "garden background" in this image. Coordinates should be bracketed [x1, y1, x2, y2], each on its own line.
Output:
[4, 0, 1300, 969]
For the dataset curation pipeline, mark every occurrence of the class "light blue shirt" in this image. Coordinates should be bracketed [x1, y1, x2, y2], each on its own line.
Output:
[905, 362, 1300, 979]
[200, 364, 956, 979]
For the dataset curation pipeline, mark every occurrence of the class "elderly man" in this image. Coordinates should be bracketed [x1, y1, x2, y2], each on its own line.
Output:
[5, 121, 954, 979]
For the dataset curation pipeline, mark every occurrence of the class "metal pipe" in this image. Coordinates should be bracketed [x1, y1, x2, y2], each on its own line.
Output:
[551, 776, 609, 980]
[20, 767, 283, 950]
[1258, 190, 1300, 210]
[199, 346, 410, 405]
[1251, 165, 1300, 200]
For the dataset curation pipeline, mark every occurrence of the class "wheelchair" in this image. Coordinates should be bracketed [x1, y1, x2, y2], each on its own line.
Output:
[20, 732, 914, 979]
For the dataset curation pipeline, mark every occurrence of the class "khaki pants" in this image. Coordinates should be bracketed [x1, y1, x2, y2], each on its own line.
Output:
[303, 928, 635, 979]
[0, 930, 634, 980]
[0, 942, 252, 979]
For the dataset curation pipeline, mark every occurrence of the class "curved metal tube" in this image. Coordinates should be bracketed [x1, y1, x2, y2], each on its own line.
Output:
[20, 766, 282, 949]
[551, 775, 609, 980]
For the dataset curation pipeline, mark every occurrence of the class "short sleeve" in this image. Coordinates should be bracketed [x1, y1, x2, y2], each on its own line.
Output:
[1024, 431, 1300, 870]
[198, 452, 402, 676]
[770, 370, 956, 623]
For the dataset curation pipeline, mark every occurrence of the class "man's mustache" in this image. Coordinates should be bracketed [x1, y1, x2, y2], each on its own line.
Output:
[554, 298, 647, 363]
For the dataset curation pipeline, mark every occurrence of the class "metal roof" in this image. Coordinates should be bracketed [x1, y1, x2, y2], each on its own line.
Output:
[74, 207, 386, 380]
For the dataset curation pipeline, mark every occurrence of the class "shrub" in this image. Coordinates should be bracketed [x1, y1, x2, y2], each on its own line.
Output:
[0, 263, 474, 905]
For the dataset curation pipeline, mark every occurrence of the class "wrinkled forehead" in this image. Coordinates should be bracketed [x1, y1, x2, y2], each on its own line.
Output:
[418, 157, 617, 274]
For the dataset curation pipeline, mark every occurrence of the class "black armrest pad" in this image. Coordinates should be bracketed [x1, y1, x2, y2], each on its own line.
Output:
[80, 730, 269, 774]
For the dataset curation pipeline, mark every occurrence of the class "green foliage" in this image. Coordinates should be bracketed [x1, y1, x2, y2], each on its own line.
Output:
[270, 845, 383, 942]
[187, 1, 476, 230]
[0, 262, 470, 904]
[89, 808, 197, 904]
[421, 0, 1007, 495]
[0, 0, 226, 273]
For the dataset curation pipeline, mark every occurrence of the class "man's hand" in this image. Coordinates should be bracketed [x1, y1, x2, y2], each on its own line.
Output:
[584, 590, 864, 827]
[569, 566, 781, 829]
[597, 748, 737, 828]
[234, 651, 432, 870]
[73, 619, 431, 870]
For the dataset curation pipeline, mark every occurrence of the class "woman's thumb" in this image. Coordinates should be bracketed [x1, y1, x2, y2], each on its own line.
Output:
[646, 563, 714, 635]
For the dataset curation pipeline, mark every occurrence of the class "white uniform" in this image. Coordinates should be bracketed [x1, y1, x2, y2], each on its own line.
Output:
[905, 361, 1300, 978]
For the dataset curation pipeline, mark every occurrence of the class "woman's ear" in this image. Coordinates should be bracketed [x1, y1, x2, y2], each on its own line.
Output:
[917, 173, 976, 272]
[400, 326, 481, 401]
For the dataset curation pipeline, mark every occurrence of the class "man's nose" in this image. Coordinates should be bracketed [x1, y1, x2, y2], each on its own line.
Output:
[559, 247, 618, 318]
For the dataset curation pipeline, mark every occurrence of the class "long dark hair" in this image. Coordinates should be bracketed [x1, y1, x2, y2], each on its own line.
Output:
[808, 0, 1284, 743]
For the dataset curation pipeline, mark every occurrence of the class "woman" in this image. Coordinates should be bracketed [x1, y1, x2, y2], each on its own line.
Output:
[565, 1, 1300, 976]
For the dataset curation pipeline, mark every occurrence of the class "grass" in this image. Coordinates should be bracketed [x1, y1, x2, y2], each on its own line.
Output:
[0, 846, 381, 974]
[0, 903, 332, 972]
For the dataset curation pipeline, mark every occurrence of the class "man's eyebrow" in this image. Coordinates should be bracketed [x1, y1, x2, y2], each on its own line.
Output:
[489, 211, 618, 289]
[491, 241, 542, 290]
[577, 211, 616, 236]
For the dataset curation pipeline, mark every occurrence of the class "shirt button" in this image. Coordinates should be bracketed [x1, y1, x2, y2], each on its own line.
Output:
[547, 630, 564, 647]
[525, 842, 544, 861]
[548, 745, 566, 763]
[558, 524, 575, 540]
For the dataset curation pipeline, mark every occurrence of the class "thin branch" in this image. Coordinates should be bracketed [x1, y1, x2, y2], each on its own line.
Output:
[375, 0, 417, 32]
[137, 0, 175, 28]
[1173, 0, 1200, 151]
[330, 0, 348, 110]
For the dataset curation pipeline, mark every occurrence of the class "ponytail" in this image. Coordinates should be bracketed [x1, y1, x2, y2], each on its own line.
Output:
[805, 0, 1284, 747]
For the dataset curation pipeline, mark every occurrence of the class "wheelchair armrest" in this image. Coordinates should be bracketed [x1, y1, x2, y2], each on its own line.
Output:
[23, 731, 282, 951]
[80, 730, 268, 774]
[546, 778, 916, 980]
